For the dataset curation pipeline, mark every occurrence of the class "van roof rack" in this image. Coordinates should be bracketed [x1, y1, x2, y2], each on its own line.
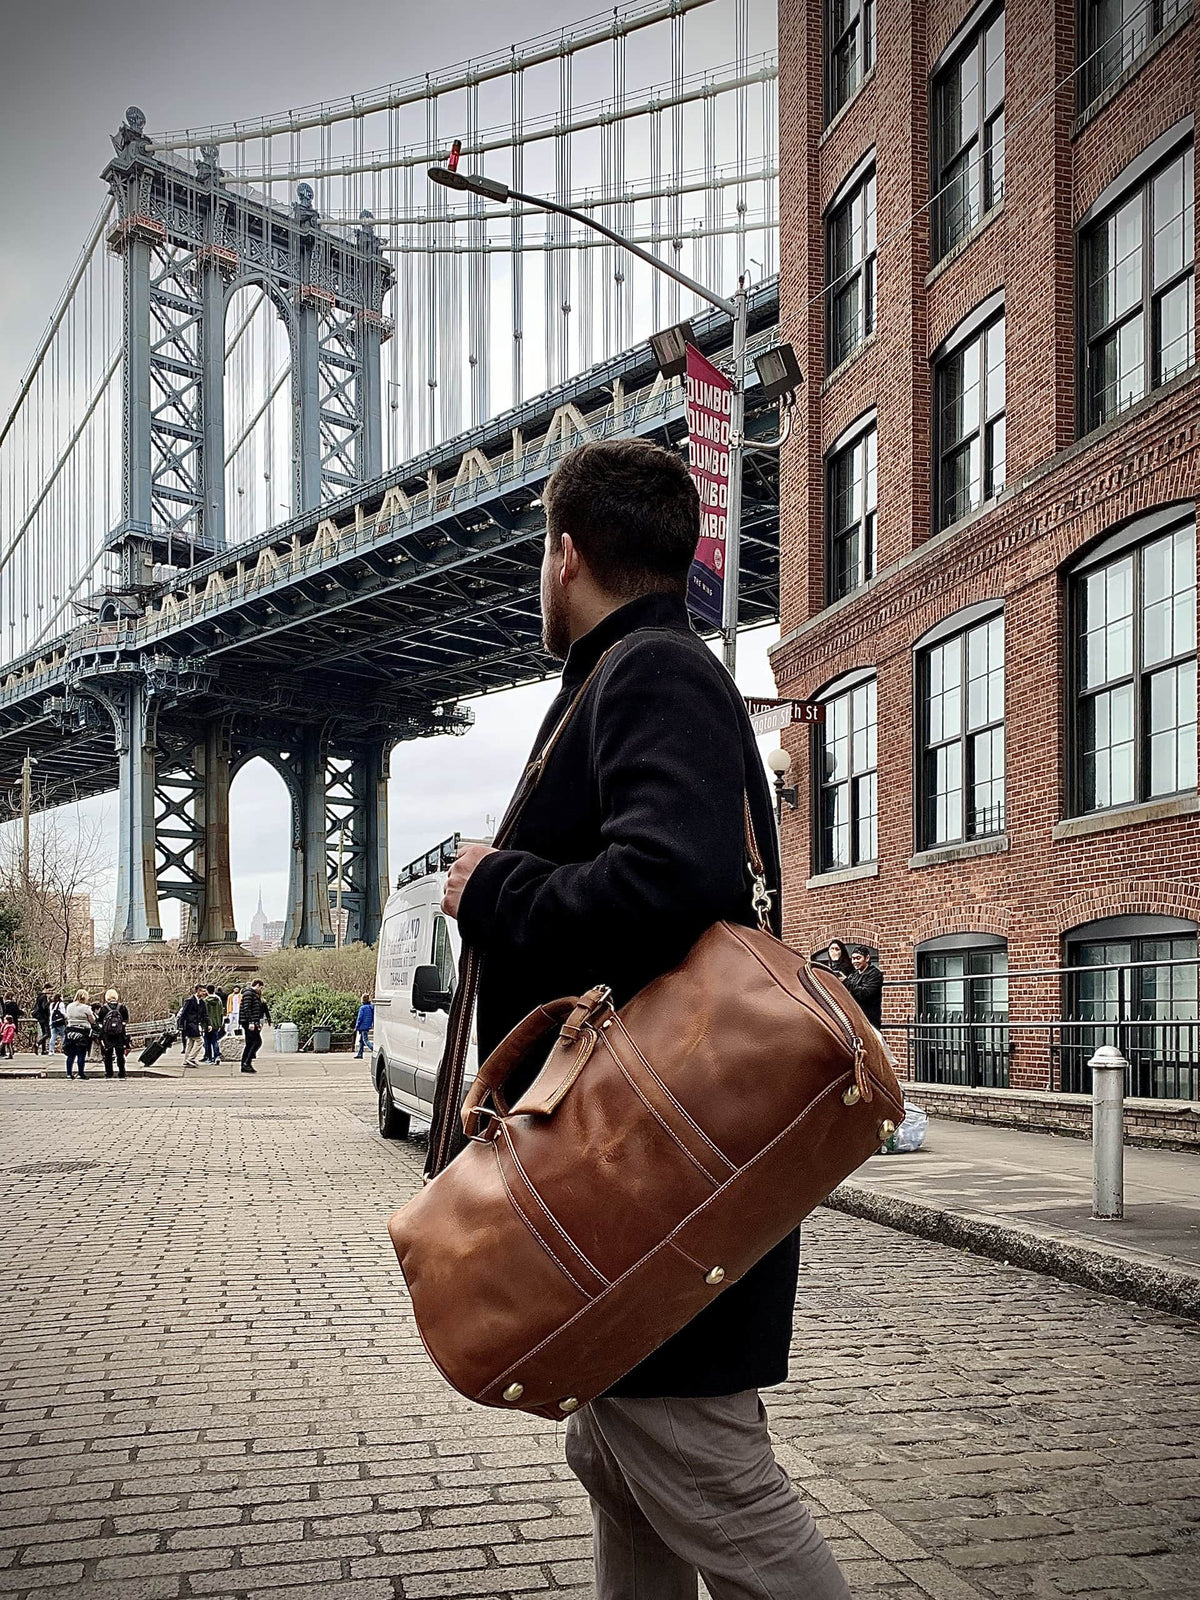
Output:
[396, 833, 460, 889]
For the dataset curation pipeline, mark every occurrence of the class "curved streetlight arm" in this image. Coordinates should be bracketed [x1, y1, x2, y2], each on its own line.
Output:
[428, 166, 737, 319]
[507, 187, 738, 320]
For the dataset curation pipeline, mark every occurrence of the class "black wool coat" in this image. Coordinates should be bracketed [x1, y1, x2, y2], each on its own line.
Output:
[457, 591, 800, 1399]
[843, 964, 884, 1029]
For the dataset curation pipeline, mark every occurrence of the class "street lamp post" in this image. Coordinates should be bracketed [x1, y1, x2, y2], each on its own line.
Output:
[428, 158, 749, 673]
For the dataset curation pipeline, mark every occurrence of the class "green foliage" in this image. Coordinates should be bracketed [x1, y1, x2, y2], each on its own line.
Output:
[0, 896, 19, 951]
[270, 981, 361, 1042]
[255, 942, 376, 995]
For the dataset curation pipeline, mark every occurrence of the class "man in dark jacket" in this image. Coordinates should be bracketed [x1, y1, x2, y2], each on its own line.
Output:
[444, 440, 850, 1600]
[239, 981, 270, 1074]
[843, 945, 885, 1030]
[33, 986, 52, 1055]
[176, 986, 206, 1067]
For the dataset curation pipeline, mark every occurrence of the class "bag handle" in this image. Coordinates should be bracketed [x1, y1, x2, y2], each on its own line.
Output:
[423, 637, 771, 1180]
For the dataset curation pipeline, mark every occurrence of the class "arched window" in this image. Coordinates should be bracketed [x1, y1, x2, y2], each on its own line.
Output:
[1062, 914, 1198, 1098]
[913, 933, 1009, 1087]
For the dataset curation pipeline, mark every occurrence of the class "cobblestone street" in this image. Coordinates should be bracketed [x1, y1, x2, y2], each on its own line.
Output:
[1, 1071, 1198, 1600]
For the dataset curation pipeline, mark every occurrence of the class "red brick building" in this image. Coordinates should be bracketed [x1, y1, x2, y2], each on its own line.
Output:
[773, 0, 1198, 1093]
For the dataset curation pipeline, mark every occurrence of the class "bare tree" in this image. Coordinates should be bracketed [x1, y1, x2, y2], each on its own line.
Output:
[0, 810, 107, 1001]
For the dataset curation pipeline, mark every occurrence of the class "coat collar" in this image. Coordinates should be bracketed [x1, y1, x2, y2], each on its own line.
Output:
[562, 592, 694, 689]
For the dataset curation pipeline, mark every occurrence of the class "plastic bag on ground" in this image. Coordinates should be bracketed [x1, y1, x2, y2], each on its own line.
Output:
[882, 1100, 928, 1153]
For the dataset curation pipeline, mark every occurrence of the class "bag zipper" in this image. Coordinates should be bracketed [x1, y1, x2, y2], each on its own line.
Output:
[798, 960, 875, 1105]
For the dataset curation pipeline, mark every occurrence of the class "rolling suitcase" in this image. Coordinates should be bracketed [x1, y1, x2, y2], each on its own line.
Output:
[138, 1029, 176, 1068]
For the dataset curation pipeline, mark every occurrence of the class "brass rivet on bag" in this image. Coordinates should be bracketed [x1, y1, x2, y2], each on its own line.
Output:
[559, 1397, 580, 1413]
[842, 1084, 861, 1106]
[502, 1383, 524, 1403]
[705, 1266, 726, 1285]
[878, 1120, 896, 1141]
[601, 1018, 613, 1029]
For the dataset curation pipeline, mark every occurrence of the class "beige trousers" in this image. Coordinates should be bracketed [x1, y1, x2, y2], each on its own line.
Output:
[565, 1391, 851, 1600]
[182, 1034, 203, 1064]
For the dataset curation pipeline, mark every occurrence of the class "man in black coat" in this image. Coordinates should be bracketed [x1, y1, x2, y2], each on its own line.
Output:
[444, 440, 850, 1600]
[239, 980, 270, 1074]
[843, 945, 885, 1030]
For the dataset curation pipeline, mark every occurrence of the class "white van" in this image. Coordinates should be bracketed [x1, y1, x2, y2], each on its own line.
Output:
[372, 835, 471, 1140]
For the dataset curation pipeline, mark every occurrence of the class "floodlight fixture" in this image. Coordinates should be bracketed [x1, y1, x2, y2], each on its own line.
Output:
[752, 343, 805, 403]
[648, 320, 697, 380]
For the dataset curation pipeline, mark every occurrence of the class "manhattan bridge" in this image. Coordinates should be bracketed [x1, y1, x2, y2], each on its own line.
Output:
[0, 0, 784, 951]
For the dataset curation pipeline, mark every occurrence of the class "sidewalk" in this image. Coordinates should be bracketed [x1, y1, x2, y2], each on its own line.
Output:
[0, 1047, 365, 1080]
[833, 1115, 1200, 1318]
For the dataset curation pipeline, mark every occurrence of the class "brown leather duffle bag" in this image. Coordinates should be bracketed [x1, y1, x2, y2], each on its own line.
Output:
[387, 650, 905, 1421]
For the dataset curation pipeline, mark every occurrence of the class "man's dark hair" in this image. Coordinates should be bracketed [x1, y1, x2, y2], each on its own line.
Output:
[543, 439, 700, 599]
[853, 946, 872, 958]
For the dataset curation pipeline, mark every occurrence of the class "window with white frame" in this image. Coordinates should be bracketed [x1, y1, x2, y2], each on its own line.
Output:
[934, 299, 1006, 530]
[815, 671, 878, 872]
[1072, 510, 1197, 813]
[918, 609, 1005, 848]
[827, 417, 877, 601]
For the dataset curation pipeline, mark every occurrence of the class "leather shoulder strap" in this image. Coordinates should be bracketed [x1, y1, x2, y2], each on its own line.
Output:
[423, 631, 767, 1179]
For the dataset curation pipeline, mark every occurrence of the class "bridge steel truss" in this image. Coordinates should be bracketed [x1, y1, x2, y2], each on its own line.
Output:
[102, 111, 392, 581]
[0, 282, 779, 949]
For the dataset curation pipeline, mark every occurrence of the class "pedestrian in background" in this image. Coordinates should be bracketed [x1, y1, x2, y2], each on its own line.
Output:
[177, 985, 206, 1067]
[95, 989, 130, 1079]
[33, 985, 52, 1055]
[822, 938, 854, 977]
[64, 990, 95, 1080]
[49, 993, 67, 1053]
[843, 945, 884, 1031]
[354, 994, 374, 1059]
[0, 1015, 15, 1060]
[239, 980, 270, 1074]
[202, 985, 225, 1062]
[2, 995, 23, 1053]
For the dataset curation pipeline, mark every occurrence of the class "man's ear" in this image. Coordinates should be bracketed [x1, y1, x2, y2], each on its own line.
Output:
[558, 532, 582, 589]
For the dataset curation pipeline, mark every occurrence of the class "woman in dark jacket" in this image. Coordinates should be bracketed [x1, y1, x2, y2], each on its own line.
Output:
[822, 938, 854, 976]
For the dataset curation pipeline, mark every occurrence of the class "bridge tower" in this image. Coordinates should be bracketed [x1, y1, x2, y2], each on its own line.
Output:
[97, 107, 394, 947]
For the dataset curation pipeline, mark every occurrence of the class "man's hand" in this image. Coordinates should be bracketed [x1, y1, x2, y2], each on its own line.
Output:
[442, 843, 497, 920]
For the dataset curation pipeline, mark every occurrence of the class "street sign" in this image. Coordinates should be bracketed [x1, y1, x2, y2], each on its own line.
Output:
[684, 344, 734, 629]
[745, 697, 826, 736]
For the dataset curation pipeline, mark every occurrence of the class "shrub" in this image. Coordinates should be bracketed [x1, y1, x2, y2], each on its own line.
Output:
[256, 943, 375, 995]
[270, 982, 360, 1043]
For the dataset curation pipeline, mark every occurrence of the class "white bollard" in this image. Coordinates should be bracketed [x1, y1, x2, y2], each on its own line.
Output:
[1090, 1043, 1128, 1220]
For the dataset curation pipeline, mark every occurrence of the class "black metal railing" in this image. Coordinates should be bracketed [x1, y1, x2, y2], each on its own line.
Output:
[877, 955, 1199, 1101]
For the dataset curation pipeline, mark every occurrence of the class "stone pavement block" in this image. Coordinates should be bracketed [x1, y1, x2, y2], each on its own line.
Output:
[190, 1559, 345, 1593]
[378, 1525, 520, 1556]
[548, 1559, 592, 1585]
[493, 1538, 593, 1565]
[247, 1584, 397, 1600]
[400, 1566, 552, 1598]
[165, 1520, 305, 1550]
[23, 1580, 182, 1600]
[351, 1550, 483, 1579]
[840, 1510, 931, 1560]
[899, 1562, 991, 1600]
[0, 1565, 85, 1592]
[1048, 1555, 1151, 1592]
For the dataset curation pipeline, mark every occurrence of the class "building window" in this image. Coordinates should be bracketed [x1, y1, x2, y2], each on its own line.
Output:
[1082, 141, 1194, 431]
[918, 610, 1005, 847]
[827, 420, 877, 601]
[935, 304, 1005, 529]
[827, 165, 877, 369]
[932, 5, 1006, 260]
[1080, 0, 1190, 109]
[1062, 916, 1198, 1098]
[827, 0, 875, 121]
[912, 934, 1009, 1087]
[816, 672, 877, 872]
[1073, 513, 1197, 812]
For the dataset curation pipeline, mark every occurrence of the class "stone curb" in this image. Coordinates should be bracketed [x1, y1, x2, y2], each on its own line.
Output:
[825, 1182, 1200, 1322]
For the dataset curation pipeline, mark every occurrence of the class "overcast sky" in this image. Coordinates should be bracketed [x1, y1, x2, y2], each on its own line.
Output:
[0, 0, 782, 942]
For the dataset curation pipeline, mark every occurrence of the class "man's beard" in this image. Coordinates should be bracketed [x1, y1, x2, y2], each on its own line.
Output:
[541, 568, 571, 659]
